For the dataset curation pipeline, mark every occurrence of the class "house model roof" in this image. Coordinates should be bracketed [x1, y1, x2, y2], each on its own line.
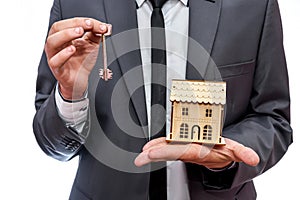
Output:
[170, 80, 226, 105]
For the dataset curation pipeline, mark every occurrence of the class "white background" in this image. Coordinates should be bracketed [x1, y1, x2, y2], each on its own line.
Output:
[0, 0, 299, 199]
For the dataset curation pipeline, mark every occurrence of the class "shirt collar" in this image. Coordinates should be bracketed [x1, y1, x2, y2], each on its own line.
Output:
[136, 0, 188, 8]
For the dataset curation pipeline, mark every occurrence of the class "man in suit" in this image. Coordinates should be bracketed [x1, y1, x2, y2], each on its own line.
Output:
[33, 0, 292, 199]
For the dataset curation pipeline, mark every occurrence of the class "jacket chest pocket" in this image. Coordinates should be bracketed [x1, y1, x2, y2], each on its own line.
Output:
[217, 60, 256, 126]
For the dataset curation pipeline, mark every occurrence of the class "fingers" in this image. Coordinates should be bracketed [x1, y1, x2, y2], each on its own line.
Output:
[46, 27, 85, 58]
[48, 45, 76, 73]
[45, 18, 112, 74]
[49, 18, 108, 35]
[148, 144, 192, 161]
[134, 151, 150, 167]
[104, 24, 112, 36]
[135, 137, 170, 166]
[135, 142, 196, 167]
[142, 137, 166, 151]
[81, 23, 112, 46]
[83, 32, 102, 44]
[134, 147, 168, 167]
[46, 18, 111, 59]
[135, 137, 260, 168]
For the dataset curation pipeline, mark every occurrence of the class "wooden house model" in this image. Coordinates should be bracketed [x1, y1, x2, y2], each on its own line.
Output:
[166, 80, 226, 145]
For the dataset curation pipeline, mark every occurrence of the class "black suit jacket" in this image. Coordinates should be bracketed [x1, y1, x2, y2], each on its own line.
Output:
[33, 0, 292, 199]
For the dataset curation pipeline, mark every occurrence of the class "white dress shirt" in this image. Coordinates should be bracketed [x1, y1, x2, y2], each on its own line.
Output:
[55, 0, 190, 199]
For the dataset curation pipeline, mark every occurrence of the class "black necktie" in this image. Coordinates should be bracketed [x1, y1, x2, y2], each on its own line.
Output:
[149, 0, 167, 199]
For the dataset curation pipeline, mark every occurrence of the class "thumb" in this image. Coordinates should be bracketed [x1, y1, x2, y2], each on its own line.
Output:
[227, 139, 260, 166]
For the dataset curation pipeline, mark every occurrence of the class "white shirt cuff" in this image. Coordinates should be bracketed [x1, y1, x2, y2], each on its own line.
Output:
[55, 84, 89, 132]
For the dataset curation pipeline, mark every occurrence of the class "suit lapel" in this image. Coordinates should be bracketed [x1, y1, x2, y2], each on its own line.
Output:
[104, 0, 148, 137]
[101, 0, 222, 137]
[186, 0, 222, 80]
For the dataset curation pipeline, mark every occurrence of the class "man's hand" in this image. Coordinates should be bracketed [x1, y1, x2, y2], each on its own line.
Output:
[135, 137, 260, 169]
[45, 17, 112, 100]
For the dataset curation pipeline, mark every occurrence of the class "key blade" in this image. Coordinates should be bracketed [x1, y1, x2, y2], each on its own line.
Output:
[102, 34, 108, 81]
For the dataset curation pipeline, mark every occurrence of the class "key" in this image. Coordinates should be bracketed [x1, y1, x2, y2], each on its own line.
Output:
[99, 34, 113, 81]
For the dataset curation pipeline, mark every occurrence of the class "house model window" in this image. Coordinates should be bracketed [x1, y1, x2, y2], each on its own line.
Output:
[182, 108, 189, 116]
[180, 123, 189, 139]
[206, 109, 212, 117]
[203, 125, 212, 140]
[166, 80, 226, 145]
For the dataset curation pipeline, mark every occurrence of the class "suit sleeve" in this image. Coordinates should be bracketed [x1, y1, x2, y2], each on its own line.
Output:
[199, 0, 293, 190]
[32, 0, 89, 162]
